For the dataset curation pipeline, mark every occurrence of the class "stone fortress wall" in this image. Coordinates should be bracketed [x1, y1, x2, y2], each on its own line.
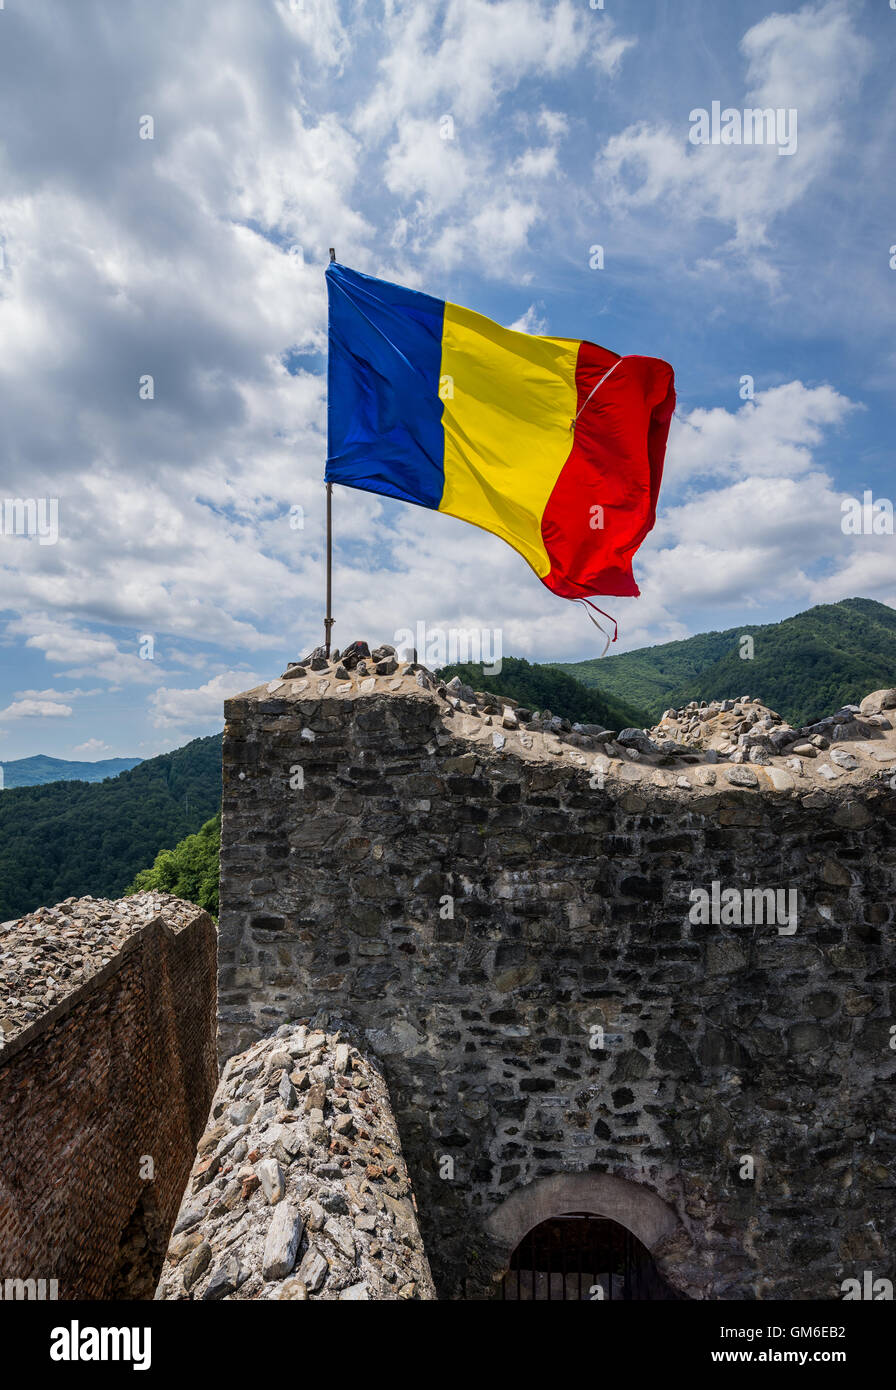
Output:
[217, 645, 896, 1299]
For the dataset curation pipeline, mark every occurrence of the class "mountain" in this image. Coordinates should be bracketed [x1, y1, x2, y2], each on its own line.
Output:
[436, 654, 647, 728]
[0, 753, 142, 789]
[0, 734, 222, 921]
[550, 598, 896, 727]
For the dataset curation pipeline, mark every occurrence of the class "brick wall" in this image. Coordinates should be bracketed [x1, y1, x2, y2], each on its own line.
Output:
[0, 899, 217, 1299]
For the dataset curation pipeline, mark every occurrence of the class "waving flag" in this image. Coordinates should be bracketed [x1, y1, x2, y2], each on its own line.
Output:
[325, 262, 675, 603]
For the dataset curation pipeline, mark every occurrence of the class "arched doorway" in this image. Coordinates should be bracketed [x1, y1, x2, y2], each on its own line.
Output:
[485, 1172, 697, 1300]
[500, 1211, 685, 1300]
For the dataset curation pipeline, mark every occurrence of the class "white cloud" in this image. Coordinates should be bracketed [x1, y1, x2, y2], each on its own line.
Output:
[0, 699, 73, 719]
[148, 671, 264, 729]
[594, 1, 873, 279]
[507, 303, 549, 334]
[666, 382, 859, 485]
[13, 687, 102, 701]
[72, 738, 110, 755]
[355, 0, 612, 132]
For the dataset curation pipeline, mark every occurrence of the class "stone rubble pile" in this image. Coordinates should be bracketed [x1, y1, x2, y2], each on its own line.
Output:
[0, 891, 198, 1047]
[270, 641, 896, 799]
[156, 1022, 436, 1301]
[651, 689, 896, 762]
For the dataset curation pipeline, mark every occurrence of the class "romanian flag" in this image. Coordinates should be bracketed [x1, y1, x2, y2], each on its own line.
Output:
[325, 263, 675, 602]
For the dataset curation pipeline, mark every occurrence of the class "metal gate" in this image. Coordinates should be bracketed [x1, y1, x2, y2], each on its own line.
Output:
[499, 1211, 684, 1300]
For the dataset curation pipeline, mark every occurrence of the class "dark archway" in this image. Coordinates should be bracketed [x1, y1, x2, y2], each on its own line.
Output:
[484, 1172, 703, 1299]
[500, 1211, 688, 1300]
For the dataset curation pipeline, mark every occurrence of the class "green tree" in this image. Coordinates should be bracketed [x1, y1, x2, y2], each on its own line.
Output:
[126, 814, 221, 916]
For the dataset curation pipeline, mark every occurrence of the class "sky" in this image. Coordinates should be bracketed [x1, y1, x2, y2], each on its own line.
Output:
[0, 0, 894, 761]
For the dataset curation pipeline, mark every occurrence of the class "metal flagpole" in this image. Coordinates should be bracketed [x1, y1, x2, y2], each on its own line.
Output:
[324, 248, 336, 657]
[324, 480, 334, 656]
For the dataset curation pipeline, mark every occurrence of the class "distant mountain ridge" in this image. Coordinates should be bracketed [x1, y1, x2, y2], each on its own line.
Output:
[550, 598, 896, 728]
[0, 753, 142, 789]
[0, 734, 222, 920]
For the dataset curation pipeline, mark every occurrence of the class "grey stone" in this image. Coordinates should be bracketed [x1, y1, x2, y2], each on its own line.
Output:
[202, 1257, 243, 1301]
[278, 1071, 297, 1109]
[725, 766, 759, 787]
[324, 1217, 356, 1261]
[296, 1246, 328, 1293]
[616, 728, 659, 755]
[182, 1240, 212, 1291]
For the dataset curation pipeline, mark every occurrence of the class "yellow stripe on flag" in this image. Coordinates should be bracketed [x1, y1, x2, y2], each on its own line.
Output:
[438, 303, 580, 579]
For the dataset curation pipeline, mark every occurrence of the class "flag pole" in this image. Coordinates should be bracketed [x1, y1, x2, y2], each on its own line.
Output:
[324, 247, 336, 657]
[324, 481, 334, 656]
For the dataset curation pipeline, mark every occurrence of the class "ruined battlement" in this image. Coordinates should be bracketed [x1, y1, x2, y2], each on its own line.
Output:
[223, 652, 896, 806]
[218, 647, 896, 1298]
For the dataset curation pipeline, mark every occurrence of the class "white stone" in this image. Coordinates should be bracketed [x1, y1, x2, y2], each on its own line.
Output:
[764, 766, 794, 792]
[257, 1158, 286, 1204]
[262, 1203, 303, 1281]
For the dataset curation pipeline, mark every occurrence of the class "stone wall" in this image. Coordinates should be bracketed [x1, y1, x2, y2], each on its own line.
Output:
[218, 659, 896, 1299]
[157, 1022, 435, 1300]
[0, 893, 218, 1299]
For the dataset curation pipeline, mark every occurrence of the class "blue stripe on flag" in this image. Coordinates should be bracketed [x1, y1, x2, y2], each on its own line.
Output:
[325, 263, 446, 509]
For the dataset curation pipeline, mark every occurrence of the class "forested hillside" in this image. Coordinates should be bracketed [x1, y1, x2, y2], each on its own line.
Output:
[551, 599, 896, 727]
[0, 735, 222, 920]
[437, 655, 646, 728]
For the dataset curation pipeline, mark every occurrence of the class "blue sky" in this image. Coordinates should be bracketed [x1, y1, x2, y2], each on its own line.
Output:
[0, 0, 893, 761]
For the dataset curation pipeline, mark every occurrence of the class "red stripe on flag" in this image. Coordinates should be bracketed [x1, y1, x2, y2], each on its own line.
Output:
[539, 341, 675, 599]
